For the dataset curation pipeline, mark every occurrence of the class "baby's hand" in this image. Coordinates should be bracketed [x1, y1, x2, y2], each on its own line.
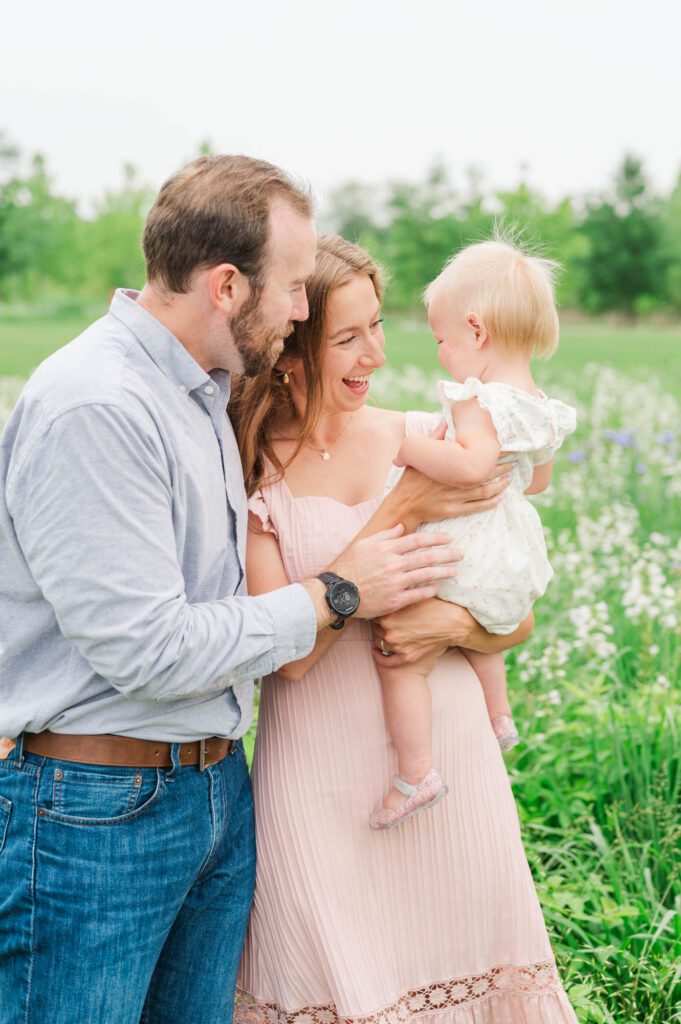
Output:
[0, 737, 16, 760]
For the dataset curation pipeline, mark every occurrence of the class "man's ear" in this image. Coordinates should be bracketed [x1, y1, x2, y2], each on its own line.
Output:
[206, 263, 249, 313]
[467, 312, 489, 349]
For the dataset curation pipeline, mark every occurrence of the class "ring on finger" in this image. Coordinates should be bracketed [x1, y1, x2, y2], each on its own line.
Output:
[379, 639, 394, 657]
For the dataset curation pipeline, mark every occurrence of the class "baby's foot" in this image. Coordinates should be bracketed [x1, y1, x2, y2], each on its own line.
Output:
[491, 715, 520, 752]
[370, 770, 448, 830]
[382, 762, 432, 812]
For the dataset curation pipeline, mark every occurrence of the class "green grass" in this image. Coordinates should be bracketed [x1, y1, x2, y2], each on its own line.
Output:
[0, 313, 103, 377]
[2, 313, 681, 397]
[385, 318, 681, 398]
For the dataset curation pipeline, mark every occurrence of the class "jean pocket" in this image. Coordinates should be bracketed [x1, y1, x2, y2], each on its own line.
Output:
[0, 795, 11, 852]
[39, 765, 164, 827]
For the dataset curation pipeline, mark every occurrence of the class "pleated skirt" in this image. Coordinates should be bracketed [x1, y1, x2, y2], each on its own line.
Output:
[236, 625, 577, 1023]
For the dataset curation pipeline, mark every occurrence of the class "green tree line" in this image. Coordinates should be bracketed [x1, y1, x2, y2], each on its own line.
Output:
[2, 131, 681, 317]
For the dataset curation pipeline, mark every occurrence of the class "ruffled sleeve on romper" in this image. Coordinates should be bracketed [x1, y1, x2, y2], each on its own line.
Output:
[437, 377, 577, 465]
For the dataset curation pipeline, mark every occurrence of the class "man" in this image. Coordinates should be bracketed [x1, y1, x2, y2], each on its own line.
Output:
[0, 156, 463, 1023]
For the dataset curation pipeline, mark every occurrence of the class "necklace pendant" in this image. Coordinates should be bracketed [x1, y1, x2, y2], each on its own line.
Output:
[321, 451, 331, 461]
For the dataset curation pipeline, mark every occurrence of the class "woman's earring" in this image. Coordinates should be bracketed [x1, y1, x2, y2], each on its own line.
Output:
[282, 372, 290, 384]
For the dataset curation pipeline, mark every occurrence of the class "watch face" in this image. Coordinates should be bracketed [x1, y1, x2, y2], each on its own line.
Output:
[328, 579, 360, 617]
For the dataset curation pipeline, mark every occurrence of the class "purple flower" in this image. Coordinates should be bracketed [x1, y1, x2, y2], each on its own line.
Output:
[568, 450, 587, 463]
[635, 463, 648, 474]
[658, 430, 675, 445]
[604, 428, 637, 448]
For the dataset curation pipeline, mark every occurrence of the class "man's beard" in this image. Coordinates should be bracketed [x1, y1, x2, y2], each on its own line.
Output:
[229, 290, 293, 377]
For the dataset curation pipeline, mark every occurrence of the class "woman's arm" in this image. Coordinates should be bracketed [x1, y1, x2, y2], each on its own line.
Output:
[359, 463, 513, 539]
[246, 520, 340, 682]
[246, 453, 514, 681]
[372, 599, 534, 667]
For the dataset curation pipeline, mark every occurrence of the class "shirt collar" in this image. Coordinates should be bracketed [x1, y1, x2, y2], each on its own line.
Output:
[110, 288, 217, 396]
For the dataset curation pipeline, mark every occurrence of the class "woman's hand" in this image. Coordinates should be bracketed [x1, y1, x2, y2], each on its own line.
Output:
[372, 599, 475, 667]
[384, 463, 513, 534]
[372, 599, 534, 666]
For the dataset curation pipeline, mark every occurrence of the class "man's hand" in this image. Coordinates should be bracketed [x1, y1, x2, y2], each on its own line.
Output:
[328, 526, 463, 621]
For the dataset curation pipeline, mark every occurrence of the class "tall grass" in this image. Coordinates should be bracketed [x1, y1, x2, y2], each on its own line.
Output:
[370, 361, 681, 1023]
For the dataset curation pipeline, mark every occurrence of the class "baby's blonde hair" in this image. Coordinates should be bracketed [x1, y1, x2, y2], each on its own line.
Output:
[425, 233, 560, 358]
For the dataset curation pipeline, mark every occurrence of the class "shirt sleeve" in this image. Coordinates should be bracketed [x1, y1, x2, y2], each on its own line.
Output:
[6, 403, 316, 703]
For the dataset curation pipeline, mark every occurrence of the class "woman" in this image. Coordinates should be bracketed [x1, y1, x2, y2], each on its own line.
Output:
[232, 236, 577, 1023]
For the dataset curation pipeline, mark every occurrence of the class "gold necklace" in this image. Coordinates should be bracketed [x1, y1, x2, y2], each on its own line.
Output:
[305, 414, 355, 461]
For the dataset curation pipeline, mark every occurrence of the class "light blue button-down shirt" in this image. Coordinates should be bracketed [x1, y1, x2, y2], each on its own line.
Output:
[0, 290, 316, 741]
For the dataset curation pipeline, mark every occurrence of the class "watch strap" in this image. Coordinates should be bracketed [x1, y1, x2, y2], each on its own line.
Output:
[317, 572, 348, 630]
[318, 571, 342, 585]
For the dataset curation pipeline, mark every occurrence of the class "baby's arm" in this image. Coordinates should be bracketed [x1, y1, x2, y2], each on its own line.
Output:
[394, 398, 500, 488]
[525, 460, 554, 495]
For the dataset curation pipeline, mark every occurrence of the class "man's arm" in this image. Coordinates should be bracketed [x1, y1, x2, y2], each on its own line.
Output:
[8, 405, 460, 702]
[7, 404, 319, 702]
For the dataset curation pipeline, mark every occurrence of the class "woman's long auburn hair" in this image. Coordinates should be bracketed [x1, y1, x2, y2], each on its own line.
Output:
[230, 234, 385, 497]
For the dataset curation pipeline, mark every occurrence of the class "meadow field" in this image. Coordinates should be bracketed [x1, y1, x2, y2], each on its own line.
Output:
[1, 318, 680, 1023]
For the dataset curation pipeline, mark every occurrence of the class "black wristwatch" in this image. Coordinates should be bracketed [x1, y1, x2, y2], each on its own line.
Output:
[317, 572, 361, 630]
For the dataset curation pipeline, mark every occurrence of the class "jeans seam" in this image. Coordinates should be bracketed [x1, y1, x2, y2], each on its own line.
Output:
[196, 769, 218, 881]
[25, 764, 41, 1024]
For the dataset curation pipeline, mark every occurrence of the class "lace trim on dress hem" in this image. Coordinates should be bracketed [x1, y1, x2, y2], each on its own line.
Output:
[235, 960, 565, 1024]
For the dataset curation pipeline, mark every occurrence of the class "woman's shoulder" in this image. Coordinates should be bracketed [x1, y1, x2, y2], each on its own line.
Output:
[362, 405, 406, 444]
[365, 405, 405, 427]
[246, 459, 288, 539]
[367, 404, 440, 438]
[405, 409, 441, 437]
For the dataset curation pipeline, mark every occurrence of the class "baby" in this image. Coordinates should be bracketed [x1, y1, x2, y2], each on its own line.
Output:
[371, 237, 576, 830]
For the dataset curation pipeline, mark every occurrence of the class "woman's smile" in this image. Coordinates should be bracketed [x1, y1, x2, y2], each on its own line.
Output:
[342, 373, 371, 396]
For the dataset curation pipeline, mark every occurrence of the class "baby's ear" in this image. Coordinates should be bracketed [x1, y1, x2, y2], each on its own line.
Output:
[467, 312, 488, 348]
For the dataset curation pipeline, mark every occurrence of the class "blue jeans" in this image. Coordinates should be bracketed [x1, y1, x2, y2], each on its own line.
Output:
[0, 735, 255, 1024]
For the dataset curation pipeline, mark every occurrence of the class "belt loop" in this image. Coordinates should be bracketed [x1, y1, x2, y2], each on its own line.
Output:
[12, 733, 25, 767]
[166, 742, 182, 781]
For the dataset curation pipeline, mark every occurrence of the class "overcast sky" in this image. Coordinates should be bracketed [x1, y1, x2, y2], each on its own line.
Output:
[3, 0, 680, 212]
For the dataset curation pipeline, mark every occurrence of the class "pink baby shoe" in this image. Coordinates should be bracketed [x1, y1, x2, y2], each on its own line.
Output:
[491, 715, 520, 751]
[369, 769, 448, 830]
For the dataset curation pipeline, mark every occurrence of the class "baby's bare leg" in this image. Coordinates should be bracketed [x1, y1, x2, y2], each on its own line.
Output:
[377, 659, 433, 811]
[463, 649, 520, 750]
[463, 649, 510, 719]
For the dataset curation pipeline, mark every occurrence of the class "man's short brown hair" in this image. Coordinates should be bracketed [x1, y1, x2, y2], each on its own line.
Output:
[142, 155, 313, 294]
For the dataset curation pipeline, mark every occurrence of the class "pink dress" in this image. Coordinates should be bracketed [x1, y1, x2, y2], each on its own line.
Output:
[236, 413, 577, 1024]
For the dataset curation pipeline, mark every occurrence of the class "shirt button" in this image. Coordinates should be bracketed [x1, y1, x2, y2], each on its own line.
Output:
[204, 384, 215, 395]
[179, 384, 188, 393]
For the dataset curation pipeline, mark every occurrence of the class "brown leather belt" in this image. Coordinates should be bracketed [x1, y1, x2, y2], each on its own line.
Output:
[24, 732, 234, 771]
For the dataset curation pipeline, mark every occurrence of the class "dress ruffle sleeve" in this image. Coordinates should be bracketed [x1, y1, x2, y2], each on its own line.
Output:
[247, 488, 278, 539]
[437, 377, 576, 463]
